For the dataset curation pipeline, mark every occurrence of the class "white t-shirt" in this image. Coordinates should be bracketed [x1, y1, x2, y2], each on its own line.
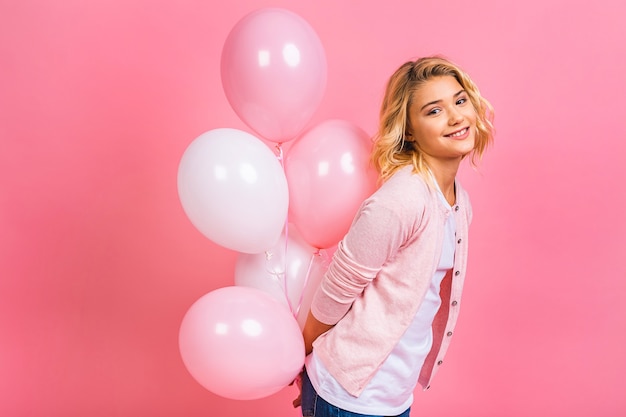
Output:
[306, 187, 457, 415]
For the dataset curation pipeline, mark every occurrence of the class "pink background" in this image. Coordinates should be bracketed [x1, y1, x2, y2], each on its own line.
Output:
[2, 0, 625, 416]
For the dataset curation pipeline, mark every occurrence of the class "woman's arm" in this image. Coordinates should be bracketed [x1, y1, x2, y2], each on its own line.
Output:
[302, 310, 334, 355]
[309, 200, 409, 325]
[304, 181, 419, 350]
[292, 310, 333, 408]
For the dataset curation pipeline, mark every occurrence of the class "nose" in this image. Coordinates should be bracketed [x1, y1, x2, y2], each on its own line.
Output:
[448, 106, 463, 125]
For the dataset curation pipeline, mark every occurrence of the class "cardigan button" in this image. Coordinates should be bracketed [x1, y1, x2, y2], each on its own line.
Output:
[454, 205, 460, 212]
[437, 360, 443, 365]
[447, 331, 453, 336]
[451, 300, 458, 306]
[455, 270, 460, 276]
[457, 238, 462, 244]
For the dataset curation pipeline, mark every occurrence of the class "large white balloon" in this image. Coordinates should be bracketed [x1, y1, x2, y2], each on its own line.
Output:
[177, 128, 288, 253]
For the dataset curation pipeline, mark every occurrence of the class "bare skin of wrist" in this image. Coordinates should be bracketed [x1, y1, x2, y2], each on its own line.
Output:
[302, 310, 335, 355]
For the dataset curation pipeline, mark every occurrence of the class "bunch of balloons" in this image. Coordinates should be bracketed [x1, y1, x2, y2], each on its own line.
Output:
[177, 8, 377, 401]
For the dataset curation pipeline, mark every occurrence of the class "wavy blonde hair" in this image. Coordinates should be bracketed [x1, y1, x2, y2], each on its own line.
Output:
[371, 56, 495, 182]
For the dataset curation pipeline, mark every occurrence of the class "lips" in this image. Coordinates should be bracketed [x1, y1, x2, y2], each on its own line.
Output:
[445, 127, 469, 138]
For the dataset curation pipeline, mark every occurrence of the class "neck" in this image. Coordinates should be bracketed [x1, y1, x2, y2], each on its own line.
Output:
[425, 157, 460, 205]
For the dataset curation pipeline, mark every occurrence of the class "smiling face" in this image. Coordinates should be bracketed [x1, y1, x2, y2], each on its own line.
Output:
[407, 75, 477, 167]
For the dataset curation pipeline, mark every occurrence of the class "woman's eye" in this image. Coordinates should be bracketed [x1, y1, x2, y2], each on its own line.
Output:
[456, 97, 467, 105]
[427, 108, 441, 115]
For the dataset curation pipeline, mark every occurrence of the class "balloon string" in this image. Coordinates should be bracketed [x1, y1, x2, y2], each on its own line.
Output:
[295, 249, 321, 318]
[273, 143, 295, 315]
[282, 223, 295, 315]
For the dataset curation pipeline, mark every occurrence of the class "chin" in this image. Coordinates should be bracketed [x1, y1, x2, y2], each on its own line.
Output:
[459, 141, 476, 156]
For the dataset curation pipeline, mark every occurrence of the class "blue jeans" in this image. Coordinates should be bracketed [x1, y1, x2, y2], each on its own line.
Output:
[301, 369, 411, 417]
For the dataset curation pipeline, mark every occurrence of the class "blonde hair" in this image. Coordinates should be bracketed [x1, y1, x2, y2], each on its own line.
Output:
[371, 56, 495, 182]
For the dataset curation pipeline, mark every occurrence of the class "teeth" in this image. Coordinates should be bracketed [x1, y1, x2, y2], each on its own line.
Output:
[449, 128, 467, 137]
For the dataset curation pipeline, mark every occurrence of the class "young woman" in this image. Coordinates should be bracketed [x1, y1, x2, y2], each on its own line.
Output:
[294, 56, 494, 417]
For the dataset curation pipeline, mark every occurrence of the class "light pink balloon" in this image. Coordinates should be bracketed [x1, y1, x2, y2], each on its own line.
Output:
[234, 226, 331, 328]
[285, 120, 379, 249]
[177, 128, 288, 254]
[221, 8, 327, 143]
[179, 286, 305, 400]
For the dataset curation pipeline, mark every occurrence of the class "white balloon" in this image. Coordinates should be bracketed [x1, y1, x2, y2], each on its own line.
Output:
[235, 226, 332, 329]
[294, 249, 330, 329]
[177, 128, 288, 253]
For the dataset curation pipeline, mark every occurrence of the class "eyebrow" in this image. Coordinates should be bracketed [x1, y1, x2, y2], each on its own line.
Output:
[420, 89, 466, 111]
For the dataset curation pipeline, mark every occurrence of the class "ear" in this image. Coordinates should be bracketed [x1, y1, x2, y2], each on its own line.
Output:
[404, 121, 414, 140]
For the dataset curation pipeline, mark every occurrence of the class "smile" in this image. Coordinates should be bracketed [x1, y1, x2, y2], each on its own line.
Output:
[445, 127, 469, 138]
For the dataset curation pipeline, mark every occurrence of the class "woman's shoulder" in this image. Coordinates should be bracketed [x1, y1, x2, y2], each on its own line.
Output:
[366, 166, 433, 212]
[377, 166, 430, 198]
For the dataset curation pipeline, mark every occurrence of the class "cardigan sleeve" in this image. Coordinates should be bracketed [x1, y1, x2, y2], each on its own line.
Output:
[310, 196, 418, 325]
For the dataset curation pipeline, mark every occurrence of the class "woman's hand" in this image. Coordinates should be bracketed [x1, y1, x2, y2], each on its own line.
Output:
[291, 372, 303, 408]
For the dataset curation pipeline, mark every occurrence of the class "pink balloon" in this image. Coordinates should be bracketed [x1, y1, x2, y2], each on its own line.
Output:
[285, 120, 379, 249]
[221, 8, 327, 143]
[234, 226, 331, 328]
[179, 286, 305, 400]
[177, 128, 288, 254]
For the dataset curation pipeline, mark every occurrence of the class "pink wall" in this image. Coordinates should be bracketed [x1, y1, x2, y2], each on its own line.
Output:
[2, 0, 625, 416]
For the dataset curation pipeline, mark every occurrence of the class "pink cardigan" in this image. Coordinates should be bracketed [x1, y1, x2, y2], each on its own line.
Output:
[309, 165, 472, 397]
